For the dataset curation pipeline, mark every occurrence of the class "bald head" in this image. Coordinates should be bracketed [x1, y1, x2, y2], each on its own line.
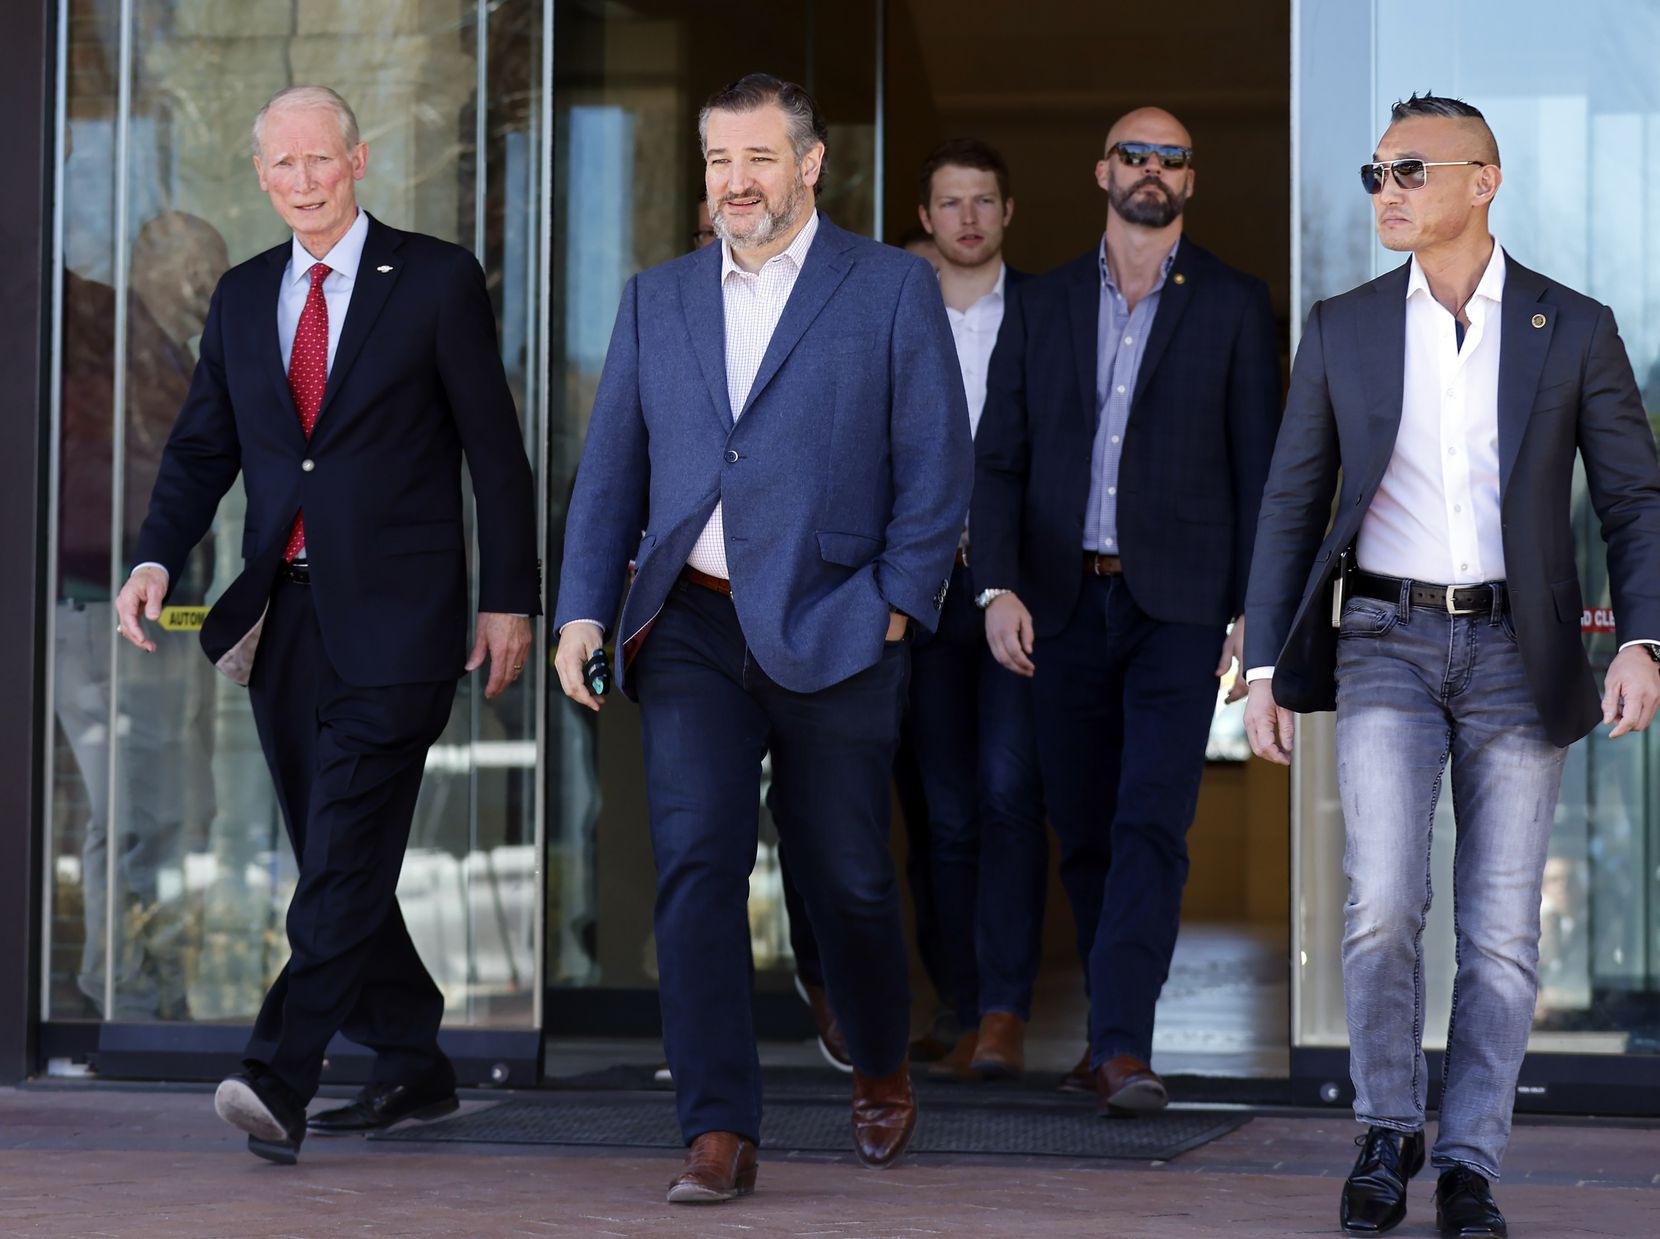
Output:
[1104, 107, 1192, 156]
[1096, 105, 1195, 232]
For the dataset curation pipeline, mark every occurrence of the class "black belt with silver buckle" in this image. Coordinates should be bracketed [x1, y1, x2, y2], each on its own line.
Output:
[1351, 570, 1505, 616]
[280, 560, 311, 585]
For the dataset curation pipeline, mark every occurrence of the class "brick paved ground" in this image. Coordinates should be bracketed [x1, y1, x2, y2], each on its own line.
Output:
[1, 1085, 1656, 1238]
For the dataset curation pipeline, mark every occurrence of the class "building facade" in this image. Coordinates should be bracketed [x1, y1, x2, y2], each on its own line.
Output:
[1, 0, 1657, 1114]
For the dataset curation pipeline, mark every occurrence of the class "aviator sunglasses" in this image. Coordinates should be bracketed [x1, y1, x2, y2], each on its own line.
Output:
[1108, 141, 1193, 170]
[1360, 157, 1487, 193]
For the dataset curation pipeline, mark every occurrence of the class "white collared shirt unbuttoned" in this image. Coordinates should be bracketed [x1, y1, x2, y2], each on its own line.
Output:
[1356, 242, 1507, 585]
[946, 263, 1006, 440]
[685, 210, 822, 580]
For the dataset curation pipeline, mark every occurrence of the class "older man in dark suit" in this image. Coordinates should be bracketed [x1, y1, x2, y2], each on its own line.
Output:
[116, 85, 539, 1165]
[555, 73, 969, 1204]
[972, 106, 1282, 1116]
[1245, 94, 1660, 1239]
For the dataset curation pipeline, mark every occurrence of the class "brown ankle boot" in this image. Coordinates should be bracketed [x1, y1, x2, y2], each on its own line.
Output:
[926, 1031, 979, 1081]
[970, 1012, 1026, 1079]
[1094, 1054, 1168, 1118]
[851, 1061, 917, 1167]
[666, 1131, 758, 1203]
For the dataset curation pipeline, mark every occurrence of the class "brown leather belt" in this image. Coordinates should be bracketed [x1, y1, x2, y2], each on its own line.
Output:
[681, 566, 732, 596]
[1083, 552, 1123, 576]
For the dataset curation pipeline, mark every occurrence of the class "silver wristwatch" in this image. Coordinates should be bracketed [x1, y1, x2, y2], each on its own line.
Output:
[975, 588, 1011, 609]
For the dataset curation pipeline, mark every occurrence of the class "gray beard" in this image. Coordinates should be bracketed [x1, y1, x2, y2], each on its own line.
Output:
[713, 175, 807, 251]
[1110, 177, 1186, 228]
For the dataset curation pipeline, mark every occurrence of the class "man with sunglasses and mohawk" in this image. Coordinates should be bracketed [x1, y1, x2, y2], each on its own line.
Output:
[973, 108, 1281, 1114]
[1245, 94, 1660, 1238]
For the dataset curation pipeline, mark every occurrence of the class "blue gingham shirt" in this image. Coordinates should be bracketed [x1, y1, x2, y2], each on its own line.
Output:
[1082, 236, 1179, 553]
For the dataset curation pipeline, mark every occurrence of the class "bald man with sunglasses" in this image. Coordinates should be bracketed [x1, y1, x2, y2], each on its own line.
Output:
[972, 106, 1281, 1115]
[1245, 93, 1660, 1239]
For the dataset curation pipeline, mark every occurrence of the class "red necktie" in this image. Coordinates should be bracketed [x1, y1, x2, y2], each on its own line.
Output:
[283, 261, 331, 561]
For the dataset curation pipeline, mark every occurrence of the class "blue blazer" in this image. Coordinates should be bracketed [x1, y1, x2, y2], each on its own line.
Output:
[973, 238, 1283, 632]
[1245, 254, 1660, 747]
[554, 213, 972, 695]
[134, 213, 542, 686]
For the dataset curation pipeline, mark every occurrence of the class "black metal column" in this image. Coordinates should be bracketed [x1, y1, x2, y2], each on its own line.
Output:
[0, 0, 54, 1085]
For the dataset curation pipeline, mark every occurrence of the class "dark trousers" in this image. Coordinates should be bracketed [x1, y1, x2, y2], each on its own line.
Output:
[904, 562, 1048, 1027]
[633, 579, 912, 1144]
[781, 731, 943, 1002]
[1032, 574, 1224, 1065]
[244, 577, 455, 1101]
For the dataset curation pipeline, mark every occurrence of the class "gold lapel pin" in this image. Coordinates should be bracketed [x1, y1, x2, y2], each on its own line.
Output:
[377, 265, 394, 273]
[1173, 273, 1186, 285]
[1531, 313, 1546, 328]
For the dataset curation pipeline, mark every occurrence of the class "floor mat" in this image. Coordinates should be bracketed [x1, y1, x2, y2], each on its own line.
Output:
[370, 1094, 1249, 1160]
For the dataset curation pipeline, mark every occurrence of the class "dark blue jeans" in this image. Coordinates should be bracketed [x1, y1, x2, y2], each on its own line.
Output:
[904, 562, 1048, 1027]
[633, 579, 912, 1144]
[1031, 574, 1225, 1065]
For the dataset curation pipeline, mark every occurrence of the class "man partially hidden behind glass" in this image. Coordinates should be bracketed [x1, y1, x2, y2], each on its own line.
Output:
[1244, 94, 1660, 1239]
[116, 85, 540, 1164]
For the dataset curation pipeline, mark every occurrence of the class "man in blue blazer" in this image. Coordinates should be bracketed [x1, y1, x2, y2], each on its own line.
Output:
[116, 86, 540, 1163]
[554, 74, 970, 1202]
[1245, 94, 1660, 1238]
[972, 107, 1282, 1114]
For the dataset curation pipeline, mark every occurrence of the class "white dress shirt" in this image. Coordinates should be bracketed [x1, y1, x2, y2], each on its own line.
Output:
[1357, 241, 1507, 585]
[685, 210, 821, 579]
[277, 207, 369, 373]
[945, 262, 1006, 440]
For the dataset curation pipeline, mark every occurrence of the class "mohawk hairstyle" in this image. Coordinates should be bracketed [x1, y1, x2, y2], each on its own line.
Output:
[1389, 92, 1500, 165]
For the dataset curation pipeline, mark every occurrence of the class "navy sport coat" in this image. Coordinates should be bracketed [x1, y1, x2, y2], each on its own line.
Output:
[134, 213, 541, 686]
[972, 237, 1282, 632]
[554, 212, 972, 695]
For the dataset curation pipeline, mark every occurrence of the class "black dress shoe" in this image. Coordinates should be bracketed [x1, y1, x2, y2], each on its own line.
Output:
[1435, 1166, 1507, 1238]
[1340, 1125, 1426, 1235]
[307, 1075, 459, 1135]
[214, 1065, 307, 1164]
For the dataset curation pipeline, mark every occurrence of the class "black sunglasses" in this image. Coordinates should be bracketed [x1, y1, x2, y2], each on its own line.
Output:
[1108, 141, 1193, 170]
[1360, 158, 1487, 194]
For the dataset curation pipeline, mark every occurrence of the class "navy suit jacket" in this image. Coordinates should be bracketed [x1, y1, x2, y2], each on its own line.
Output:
[972, 238, 1282, 632]
[134, 213, 541, 687]
[1245, 253, 1660, 748]
[554, 212, 972, 695]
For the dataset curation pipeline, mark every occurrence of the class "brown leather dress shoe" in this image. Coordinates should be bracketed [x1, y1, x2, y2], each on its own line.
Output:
[1094, 1054, 1169, 1117]
[666, 1131, 758, 1204]
[795, 975, 853, 1072]
[970, 1012, 1026, 1079]
[851, 1061, 917, 1167]
[1059, 1047, 1094, 1094]
[926, 1031, 979, 1081]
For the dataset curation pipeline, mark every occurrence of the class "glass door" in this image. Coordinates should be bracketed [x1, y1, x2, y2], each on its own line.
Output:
[1292, 0, 1660, 1112]
[46, 0, 548, 1080]
[543, 0, 881, 1030]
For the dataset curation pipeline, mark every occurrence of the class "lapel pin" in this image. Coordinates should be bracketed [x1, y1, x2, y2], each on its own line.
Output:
[1173, 272, 1186, 285]
[1531, 313, 1546, 328]
[377, 264, 394, 273]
